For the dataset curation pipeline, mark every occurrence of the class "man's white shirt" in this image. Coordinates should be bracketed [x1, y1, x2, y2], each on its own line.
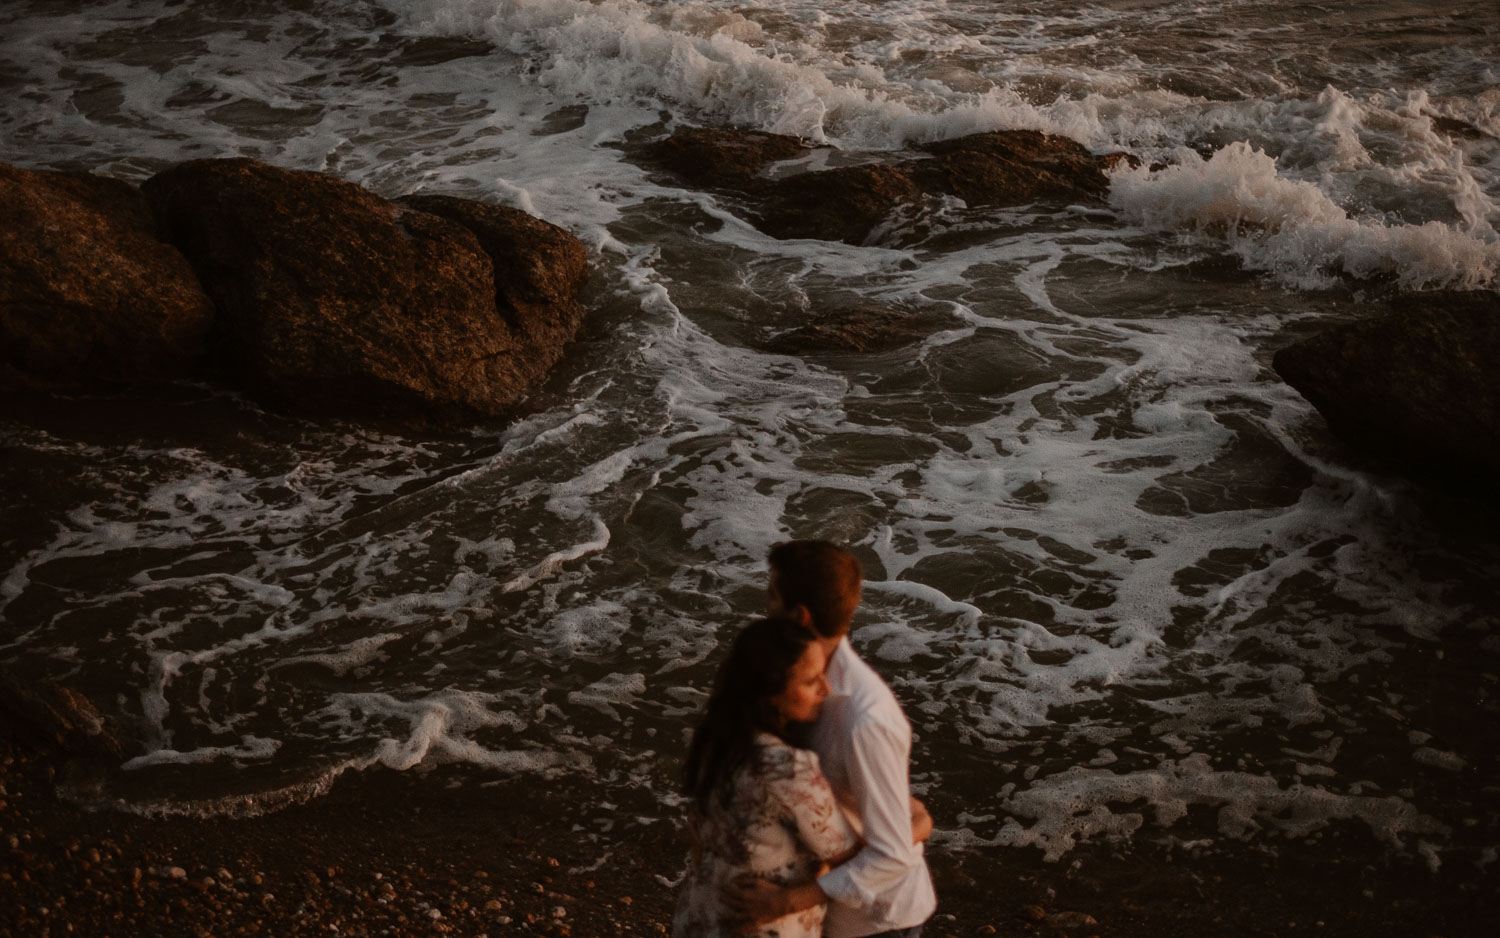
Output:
[810, 638, 937, 937]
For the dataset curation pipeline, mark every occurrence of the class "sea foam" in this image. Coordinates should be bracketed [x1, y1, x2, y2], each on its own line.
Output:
[1110, 142, 1500, 291]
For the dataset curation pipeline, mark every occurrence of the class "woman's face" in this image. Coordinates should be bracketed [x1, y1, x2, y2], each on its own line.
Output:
[771, 640, 830, 725]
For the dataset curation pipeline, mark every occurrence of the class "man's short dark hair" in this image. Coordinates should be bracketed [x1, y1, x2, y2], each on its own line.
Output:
[767, 540, 863, 638]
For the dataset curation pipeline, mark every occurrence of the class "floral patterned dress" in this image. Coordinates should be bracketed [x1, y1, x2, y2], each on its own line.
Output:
[672, 732, 859, 938]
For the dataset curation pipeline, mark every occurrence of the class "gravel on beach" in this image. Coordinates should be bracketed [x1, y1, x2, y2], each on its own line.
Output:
[1, 737, 1492, 938]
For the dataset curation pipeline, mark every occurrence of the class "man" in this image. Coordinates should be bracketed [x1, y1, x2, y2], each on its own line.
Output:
[731, 539, 937, 937]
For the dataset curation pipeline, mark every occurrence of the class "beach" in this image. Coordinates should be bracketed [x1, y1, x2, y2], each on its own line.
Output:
[3, 732, 1494, 937]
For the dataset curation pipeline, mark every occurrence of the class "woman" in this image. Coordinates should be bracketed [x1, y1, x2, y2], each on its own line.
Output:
[673, 614, 856, 938]
[673, 615, 933, 937]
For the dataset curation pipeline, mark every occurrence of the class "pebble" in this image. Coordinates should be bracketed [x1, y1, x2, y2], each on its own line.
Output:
[1046, 911, 1099, 929]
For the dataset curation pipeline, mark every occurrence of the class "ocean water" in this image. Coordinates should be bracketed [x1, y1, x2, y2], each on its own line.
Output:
[1, 0, 1498, 871]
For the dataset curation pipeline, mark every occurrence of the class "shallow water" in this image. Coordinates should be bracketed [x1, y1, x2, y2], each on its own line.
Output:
[1, 0, 1498, 870]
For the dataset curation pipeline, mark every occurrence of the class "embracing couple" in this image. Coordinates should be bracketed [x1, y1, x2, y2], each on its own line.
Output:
[673, 540, 937, 938]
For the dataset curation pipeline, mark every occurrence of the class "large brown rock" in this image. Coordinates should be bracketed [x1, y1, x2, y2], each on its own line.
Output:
[398, 194, 587, 351]
[0, 163, 214, 387]
[1272, 292, 1500, 486]
[142, 159, 588, 421]
[904, 130, 1130, 206]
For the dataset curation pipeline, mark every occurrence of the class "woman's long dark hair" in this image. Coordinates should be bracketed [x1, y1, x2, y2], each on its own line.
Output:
[682, 615, 815, 814]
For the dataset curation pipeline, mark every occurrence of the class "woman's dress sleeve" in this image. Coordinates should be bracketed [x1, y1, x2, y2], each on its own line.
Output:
[776, 749, 859, 862]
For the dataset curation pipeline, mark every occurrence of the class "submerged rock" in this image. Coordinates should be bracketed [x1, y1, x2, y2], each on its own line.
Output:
[0, 162, 214, 388]
[1426, 113, 1486, 141]
[755, 163, 923, 245]
[644, 126, 815, 190]
[143, 159, 588, 422]
[641, 126, 1129, 245]
[643, 126, 919, 243]
[0, 668, 133, 761]
[1273, 292, 1500, 487]
[760, 300, 952, 354]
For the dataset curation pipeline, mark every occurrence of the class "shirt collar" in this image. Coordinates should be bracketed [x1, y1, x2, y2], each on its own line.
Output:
[824, 636, 855, 696]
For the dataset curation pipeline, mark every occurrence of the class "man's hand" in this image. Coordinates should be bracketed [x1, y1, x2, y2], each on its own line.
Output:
[723, 874, 827, 932]
[724, 876, 790, 930]
[910, 796, 933, 844]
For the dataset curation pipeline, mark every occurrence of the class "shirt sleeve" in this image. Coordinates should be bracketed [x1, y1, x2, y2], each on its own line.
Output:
[815, 718, 918, 918]
[777, 750, 859, 862]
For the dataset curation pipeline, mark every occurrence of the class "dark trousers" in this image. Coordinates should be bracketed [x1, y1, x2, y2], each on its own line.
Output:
[864, 927, 924, 938]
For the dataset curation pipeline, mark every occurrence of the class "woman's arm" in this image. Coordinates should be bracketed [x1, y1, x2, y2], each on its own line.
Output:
[727, 797, 931, 929]
[825, 794, 926, 863]
[824, 840, 862, 867]
[726, 749, 856, 928]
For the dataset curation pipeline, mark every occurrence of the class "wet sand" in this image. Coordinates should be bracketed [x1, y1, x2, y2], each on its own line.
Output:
[0, 737, 1492, 938]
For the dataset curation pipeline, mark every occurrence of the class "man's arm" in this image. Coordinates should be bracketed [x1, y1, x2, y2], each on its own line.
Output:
[816, 719, 918, 915]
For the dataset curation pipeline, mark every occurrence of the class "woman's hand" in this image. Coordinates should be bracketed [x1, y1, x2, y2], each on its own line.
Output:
[909, 796, 933, 844]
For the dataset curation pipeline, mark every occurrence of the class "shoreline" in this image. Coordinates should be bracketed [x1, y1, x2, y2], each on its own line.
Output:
[2, 738, 1493, 938]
